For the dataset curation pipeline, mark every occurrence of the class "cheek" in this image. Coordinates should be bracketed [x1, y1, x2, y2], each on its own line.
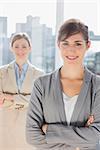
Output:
[78, 51, 86, 59]
[11, 48, 17, 53]
[59, 48, 66, 54]
[59, 50, 65, 58]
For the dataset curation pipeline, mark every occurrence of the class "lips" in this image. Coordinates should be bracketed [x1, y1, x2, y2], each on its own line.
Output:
[66, 56, 79, 60]
[17, 53, 25, 57]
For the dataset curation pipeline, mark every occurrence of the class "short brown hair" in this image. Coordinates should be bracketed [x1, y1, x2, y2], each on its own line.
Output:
[10, 32, 31, 47]
[57, 18, 89, 42]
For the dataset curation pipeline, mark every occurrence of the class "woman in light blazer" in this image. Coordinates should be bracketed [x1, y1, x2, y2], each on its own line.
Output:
[26, 19, 100, 150]
[0, 32, 44, 150]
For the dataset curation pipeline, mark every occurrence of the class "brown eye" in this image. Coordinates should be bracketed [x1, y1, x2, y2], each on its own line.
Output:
[15, 46, 19, 48]
[76, 42, 81, 45]
[63, 42, 68, 45]
[22, 46, 27, 48]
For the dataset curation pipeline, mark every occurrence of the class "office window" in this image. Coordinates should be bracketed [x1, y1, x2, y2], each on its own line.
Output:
[0, 0, 100, 73]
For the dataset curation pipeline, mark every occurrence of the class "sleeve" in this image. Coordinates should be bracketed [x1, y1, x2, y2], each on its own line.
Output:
[46, 79, 100, 149]
[0, 69, 31, 109]
[10, 94, 31, 109]
[0, 94, 30, 109]
[0, 67, 44, 110]
[26, 78, 70, 150]
[0, 70, 2, 92]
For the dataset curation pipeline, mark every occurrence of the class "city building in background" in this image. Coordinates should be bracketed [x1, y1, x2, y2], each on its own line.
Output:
[0, 16, 55, 73]
[0, 15, 100, 74]
[16, 15, 55, 73]
[0, 0, 100, 74]
[55, 0, 64, 69]
[89, 31, 100, 41]
[0, 17, 8, 65]
[84, 52, 100, 75]
[0, 17, 7, 37]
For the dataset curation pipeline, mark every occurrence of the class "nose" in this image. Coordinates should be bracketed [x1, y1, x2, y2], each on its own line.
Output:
[18, 47, 23, 50]
[68, 45, 76, 52]
[17, 47, 24, 52]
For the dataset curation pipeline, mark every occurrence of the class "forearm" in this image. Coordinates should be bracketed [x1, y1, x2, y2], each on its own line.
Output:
[26, 127, 72, 150]
[0, 92, 14, 107]
[46, 123, 99, 148]
[10, 94, 30, 109]
[1, 94, 30, 109]
[26, 96, 70, 150]
[26, 127, 82, 150]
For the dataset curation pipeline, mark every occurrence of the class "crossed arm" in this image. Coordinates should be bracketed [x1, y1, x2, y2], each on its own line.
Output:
[0, 92, 14, 107]
[42, 115, 94, 134]
[26, 79, 100, 150]
[0, 92, 30, 109]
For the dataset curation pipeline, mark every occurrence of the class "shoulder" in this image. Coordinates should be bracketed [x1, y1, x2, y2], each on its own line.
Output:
[34, 68, 59, 86]
[92, 73, 100, 90]
[0, 61, 15, 72]
[33, 66, 44, 75]
[84, 67, 100, 92]
[0, 64, 9, 70]
[28, 61, 44, 76]
[87, 67, 100, 93]
[0, 61, 15, 79]
[85, 67, 100, 83]
[0, 65, 8, 79]
[0, 64, 10, 75]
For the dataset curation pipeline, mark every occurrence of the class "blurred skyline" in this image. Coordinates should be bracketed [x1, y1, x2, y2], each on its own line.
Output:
[0, 0, 100, 73]
[0, 0, 100, 36]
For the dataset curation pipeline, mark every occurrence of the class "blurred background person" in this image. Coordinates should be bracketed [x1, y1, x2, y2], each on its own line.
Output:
[0, 32, 44, 150]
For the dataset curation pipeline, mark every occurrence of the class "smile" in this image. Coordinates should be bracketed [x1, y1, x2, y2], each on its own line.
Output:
[66, 56, 79, 60]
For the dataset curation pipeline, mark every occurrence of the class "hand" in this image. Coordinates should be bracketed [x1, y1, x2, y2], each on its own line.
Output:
[0, 93, 14, 106]
[42, 124, 48, 134]
[15, 104, 24, 110]
[4, 94, 14, 102]
[0, 93, 5, 105]
[86, 115, 94, 127]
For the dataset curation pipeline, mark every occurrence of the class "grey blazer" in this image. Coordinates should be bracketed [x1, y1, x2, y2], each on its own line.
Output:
[26, 67, 100, 150]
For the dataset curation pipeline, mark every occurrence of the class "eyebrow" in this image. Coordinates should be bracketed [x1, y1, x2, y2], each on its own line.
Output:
[75, 40, 84, 43]
[62, 40, 84, 43]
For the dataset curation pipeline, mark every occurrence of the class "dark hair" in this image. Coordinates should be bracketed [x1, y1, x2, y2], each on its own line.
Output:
[57, 18, 89, 42]
[10, 32, 31, 47]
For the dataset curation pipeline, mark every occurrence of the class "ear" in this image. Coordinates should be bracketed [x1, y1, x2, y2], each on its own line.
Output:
[29, 46, 32, 52]
[57, 41, 60, 48]
[10, 46, 13, 52]
[87, 40, 91, 49]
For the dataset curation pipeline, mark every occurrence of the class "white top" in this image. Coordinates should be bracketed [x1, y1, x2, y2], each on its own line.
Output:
[63, 93, 78, 125]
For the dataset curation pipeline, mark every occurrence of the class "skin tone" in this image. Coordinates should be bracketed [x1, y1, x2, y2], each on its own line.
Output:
[59, 33, 90, 97]
[42, 33, 94, 139]
[0, 38, 31, 106]
[11, 38, 31, 71]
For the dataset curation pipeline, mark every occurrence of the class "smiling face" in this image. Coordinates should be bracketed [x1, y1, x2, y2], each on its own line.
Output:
[58, 33, 90, 66]
[57, 19, 90, 67]
[11, 38, 31, 64]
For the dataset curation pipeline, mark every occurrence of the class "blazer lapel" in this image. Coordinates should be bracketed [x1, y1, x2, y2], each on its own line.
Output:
[8, 61, 18, 92]
[20, 67, 32, 93]
[53, 68, 67, 124]
[20, 62, 36, 93]
[70, 68, 92, 124]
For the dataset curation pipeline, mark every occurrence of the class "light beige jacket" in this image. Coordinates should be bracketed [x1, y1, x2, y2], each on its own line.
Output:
[0, 60, 44, 150]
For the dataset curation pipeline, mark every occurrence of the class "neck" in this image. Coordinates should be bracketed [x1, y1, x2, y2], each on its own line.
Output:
[60, 65, 84, 80]
[15, 60, 27, 71]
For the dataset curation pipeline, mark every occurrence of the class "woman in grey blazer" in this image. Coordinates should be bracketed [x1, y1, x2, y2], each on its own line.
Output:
[0, 32, 44, 150]
[26, 19, 100, 150]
